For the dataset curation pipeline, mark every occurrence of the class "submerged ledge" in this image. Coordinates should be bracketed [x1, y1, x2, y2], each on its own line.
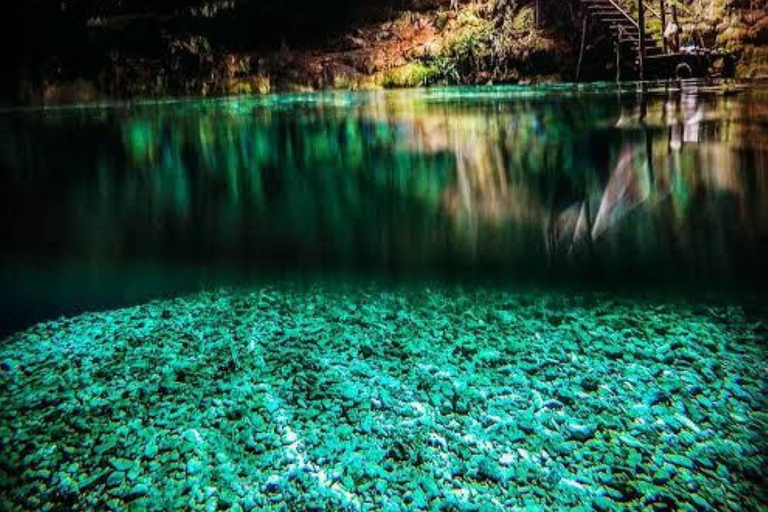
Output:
[0, 286, 765, 511]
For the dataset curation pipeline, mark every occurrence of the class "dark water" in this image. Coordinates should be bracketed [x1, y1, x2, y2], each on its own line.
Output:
[1, 81, 767, 334]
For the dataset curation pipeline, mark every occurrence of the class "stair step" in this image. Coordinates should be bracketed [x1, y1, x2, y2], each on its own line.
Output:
[610, 26, 640, 34]
[598, 16, 635, 22]
[577, 0, 665, 70]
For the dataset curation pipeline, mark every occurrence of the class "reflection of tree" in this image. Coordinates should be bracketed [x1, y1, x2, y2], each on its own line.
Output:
[375, 96, 614, 264]
[560, 84, 768, 276]
[1, 85, 766, 279]
[376, 85, 768, 276]
[592, 145, 652, 238]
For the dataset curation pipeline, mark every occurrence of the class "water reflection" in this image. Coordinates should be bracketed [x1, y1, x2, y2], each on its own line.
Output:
[1, 82, 766, 287]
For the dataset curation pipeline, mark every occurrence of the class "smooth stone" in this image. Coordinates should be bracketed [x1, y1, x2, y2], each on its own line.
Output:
[109, 458, 134, 472]
[56, 474, 79, 498]
[567, 423, 597, 442]
[618, 434, 644, 450]
[123, 483, 149, 500]
[664, 454, 694, 470]
[653, 465, 676, 485]
[143, 443, 158, 459]
[592, 495, 616, 511]
[691, 494, 713, 510]
[264, 475, 282, 493]
[475, 457, 503, 483]
[541, 399, 564, 409]
[106, 471, 125, 488]
[186, 459, 203, 475]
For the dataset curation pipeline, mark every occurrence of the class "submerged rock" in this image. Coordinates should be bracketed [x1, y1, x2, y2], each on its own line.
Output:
[122, 483, 149, 500]
[186, 459, 203, 475]
[567, 423, 597, 442]
[264, 475, 282, 493]
[105, 471, 125, 488]
[143, 442, 158, 459]
[664, 454, 695, 470]
[474, 457, 503, 483]
[0, 287, 765, 511]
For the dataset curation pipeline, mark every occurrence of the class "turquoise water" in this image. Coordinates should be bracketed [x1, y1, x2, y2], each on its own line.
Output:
[0, 81, 766, 511]
[2, 81, 767, 332]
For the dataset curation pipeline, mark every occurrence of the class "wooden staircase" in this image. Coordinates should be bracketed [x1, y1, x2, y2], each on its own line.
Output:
[579, 0, 663, 76]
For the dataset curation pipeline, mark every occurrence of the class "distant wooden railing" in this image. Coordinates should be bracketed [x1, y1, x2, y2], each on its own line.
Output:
[576, 0, 668, 80]
[607, 0, 640, 27]
[644, 2, 662, 20]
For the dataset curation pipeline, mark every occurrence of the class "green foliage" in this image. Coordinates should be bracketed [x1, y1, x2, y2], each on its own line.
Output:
[438, 13, 495, 81]
[424, 2, 566, 84]
[736, 44, 768, 78]
[511, 5, 534, 31]
[381, 63, 441, 88]
[225, 75, 272, 95]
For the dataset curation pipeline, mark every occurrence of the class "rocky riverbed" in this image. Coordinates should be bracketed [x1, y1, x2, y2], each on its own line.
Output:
[0, 285, 766, 511]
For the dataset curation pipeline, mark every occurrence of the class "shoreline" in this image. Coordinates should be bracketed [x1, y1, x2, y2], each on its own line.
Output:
[8, 1, 765, 106]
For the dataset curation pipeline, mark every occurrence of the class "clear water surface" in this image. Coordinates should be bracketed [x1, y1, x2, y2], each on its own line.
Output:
[1, 80, 767, 333]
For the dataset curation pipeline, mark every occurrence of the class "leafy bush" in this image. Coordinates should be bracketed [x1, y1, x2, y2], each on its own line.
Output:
[381, 63, 441, 87]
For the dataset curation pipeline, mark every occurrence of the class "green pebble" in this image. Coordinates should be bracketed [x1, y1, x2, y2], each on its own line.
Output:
[691, 494, 713, 510]
[143, 443, 158, 459]
[109, 458, 133, 471]
[106, 471, 125, 488]
[123, 483, 149, 500]
[592, 495, 616, 511]
[664, 454, 694, 469]
[187, 459, 203, 475]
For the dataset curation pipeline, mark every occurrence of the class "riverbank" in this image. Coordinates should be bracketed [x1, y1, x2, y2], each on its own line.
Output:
[11, 0, 766, 104]
[1, 284, 765, 511]
[28, 1, 568, 104]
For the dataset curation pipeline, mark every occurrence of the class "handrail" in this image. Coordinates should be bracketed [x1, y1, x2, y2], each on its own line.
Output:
[642, 1, 694, 26]
[643, 2, 661, 21]
[604, 0, 639, 28]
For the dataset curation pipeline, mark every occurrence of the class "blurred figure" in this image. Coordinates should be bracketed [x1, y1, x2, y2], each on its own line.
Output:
[664, 20, 680, 53]
[546, 201, 591, 263]
[592, 145, 651, 239]
[545, 144, 652, 262]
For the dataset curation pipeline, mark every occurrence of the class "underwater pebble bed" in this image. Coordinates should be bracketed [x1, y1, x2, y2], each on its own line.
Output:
[0, 286, 766, 512]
